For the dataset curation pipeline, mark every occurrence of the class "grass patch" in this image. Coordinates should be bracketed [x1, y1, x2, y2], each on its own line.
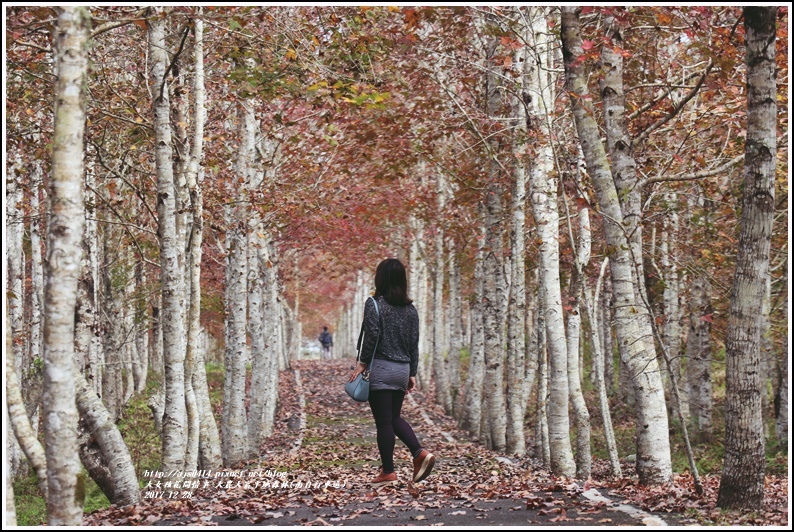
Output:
[117, 379, 162, 481]
[12, 473, 46, 526]
[13, 470, 110, 526]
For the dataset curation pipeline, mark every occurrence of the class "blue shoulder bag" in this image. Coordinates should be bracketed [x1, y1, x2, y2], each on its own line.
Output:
[345, 297, 381, 402]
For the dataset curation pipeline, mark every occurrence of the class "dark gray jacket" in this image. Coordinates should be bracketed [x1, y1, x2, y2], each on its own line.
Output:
[358, 296, 419, 376]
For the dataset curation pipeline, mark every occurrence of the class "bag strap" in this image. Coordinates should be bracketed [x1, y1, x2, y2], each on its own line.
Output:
[355, 296, 381, 372]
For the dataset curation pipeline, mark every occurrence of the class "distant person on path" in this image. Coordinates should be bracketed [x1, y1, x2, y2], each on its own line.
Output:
[348, 258, 436, 488]
[319, 326, 333, 360]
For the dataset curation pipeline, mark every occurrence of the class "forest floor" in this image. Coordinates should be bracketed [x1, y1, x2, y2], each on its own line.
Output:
[84, 359, 789, 527]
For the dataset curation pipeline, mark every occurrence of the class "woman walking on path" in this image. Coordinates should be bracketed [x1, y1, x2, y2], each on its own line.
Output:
[348, 258, 436, 487]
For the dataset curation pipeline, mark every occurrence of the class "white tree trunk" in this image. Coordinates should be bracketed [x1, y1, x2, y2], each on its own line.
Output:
[248, 227, 269, 452]
[460, 238, 486, 438]
[561, 7, 672, 484]
[480, 18, 507, 453]
[29, 169, 45, 372]
[6, 343, 48, 496]
[247, 236, 266, 442]
[717, 7, 777, 510]
[5, 396, 17, 526]
[775, 289, 788, 447]
[182, 15, 209, 472]
[409, 219, 431, 390]
[100, 230, 122, 420]
[74, 372, 139, 506]
[686, 274, 713, 441]
[661, 195, 687, 420]
[523, 267, 538, 420]
[600, 276, 615, 392]
[447, 240, 463, 414]
[133, 261, 148, 393]
[123, 274, 136, 405]
[586, 259, 621, 476]
[535, 284, 550, 468]
[565, 192, 593, 479]
[261, 240, 281, 435]
[6, 155, 26, 479]
[222, 102, 255, 466]
[148, 10, 187, 472]
[482, 185, 507, 452]
[432, 177, 452, 413]
[506, 156, 527, 457]
[43, 7, 89, 524]
[521, 6, 575, 476]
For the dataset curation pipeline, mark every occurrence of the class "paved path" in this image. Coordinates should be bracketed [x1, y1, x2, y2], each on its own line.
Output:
[163, 359, 691, 527]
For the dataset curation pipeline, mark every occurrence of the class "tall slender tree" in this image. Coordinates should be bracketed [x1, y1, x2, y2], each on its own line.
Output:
[560, 6, 672, 484]
[148, 7, 187, 473]
[717, 6, 777, 511]
[43, 6, 90, 524]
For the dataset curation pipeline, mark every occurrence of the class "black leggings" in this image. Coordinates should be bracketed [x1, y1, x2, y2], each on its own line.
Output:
[368, 389, 421, 473]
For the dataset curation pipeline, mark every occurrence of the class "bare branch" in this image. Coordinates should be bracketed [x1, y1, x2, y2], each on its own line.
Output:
[639, 154, 744, 187]
[90, 11, 147, 39]
[632, 58, 713, 147]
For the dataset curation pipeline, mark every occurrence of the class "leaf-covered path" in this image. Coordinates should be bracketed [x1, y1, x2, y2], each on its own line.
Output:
[83, 360, 683, 526]
[84, 359, 787, 526]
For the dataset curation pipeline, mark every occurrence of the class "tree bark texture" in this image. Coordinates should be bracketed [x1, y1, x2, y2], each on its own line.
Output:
[775, 289, 788, 448]
[6, 156, 27, 479]
[661, 196, 688, 420]
[460, 239, 486, 438]
[601, 15, 647, 300]
[222, 103, 255, 466]
[6, 344, 48, 496]
[717, 6, 777, 511]
[686, 274, 713, 441]
[565, 188, 593, 479]
[587, 258, 621, 476]
[535, 286, 550, 469]
[183, 15, 211, 472]
[75, 372, 140, 506]
[43, 6, 90, 524]
[148, 9, 187, 472]
[432, 173, 453, 414]
[447, 241, 463, 415]
[561, 6, 672, 484]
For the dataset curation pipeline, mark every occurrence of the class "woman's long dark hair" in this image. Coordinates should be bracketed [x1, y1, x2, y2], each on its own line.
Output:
[374, 258, 412, 306]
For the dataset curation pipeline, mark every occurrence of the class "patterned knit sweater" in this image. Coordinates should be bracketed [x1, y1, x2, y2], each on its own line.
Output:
[357, 295, 419, 377]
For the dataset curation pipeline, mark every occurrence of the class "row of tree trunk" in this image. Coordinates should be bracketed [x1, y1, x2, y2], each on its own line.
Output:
[331, 7, 782, 511]
[6, 8, 296, 525]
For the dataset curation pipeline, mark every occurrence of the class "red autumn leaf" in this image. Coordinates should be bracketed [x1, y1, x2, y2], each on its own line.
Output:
[581, 39, 595, 50]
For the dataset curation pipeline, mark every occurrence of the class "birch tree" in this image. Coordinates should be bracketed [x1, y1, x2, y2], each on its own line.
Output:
[432, 172, 453, 414]
[524, 6, 575, 476]
[479, 13, 508, 454]
[661, 195, 687, 420]
[222, 102, 255, 465]
[74, 372, 140, 506]
[148, 8, 187, 472]
[6, 155, 26, 478]
[563, 175, 593, 479]
[43, 6, 90, 524]
[6, 346, 48, 496]
[717, 6, 777, 511]
[447, 240, 463, 414]
[505, 8, 529, 457]
[561, 6, 672, 484]
[183, 14, 221, 471]
[686, 274, 713, 441]
[460, 235, 486, 438]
